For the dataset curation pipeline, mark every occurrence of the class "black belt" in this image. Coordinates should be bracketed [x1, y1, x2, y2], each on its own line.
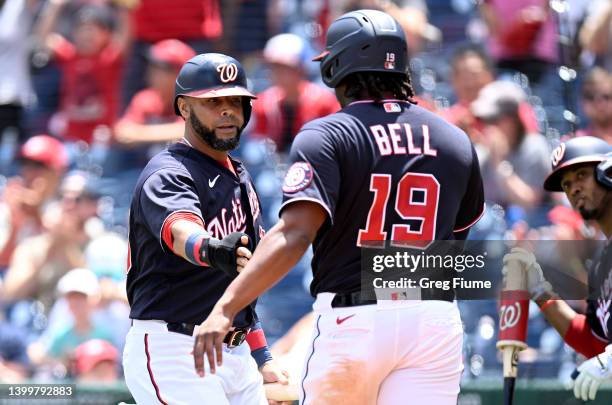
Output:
[166, 322, 250, 348]
[331, 290, 454, 308]
[331, 292, 377, 308]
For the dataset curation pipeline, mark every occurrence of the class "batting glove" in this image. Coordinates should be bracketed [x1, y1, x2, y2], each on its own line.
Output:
[201, 232, 249, 279]
[572, 345, 612, 401]
[502, 247, 554, 300]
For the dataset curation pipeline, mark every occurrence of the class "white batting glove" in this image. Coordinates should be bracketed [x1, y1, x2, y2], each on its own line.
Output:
[502, 247, 554, 300]
[572, 345, 612, 401]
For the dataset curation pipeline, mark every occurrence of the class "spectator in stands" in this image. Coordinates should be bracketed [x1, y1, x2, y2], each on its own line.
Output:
[340, 0, 440, 54]
[0, 0, 36, 147]
[443, 45, 539, 143]
[251, 33, 340, 154]
[580, 0, 612, 70]
[72, 339, 119, 383]
[575, 67, 612, 143]
[42, 232, 129, 354]
[2, 171, 101, 312]
[84, 232, 130, 349]
[28, 268, 114, 367]
[471, 81, 550, 219]
[0, 135, 67, 273]
[110, 39, 195, 172]
[35, 0, 130, 145]
[442, 45, 496, 143]
[0, 321, 30, 383]
[121, 0, 222, 107]
[478, 0, 558, 86]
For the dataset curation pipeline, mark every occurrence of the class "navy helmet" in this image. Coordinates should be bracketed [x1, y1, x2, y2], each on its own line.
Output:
[174, 53, 256, 128]
[313, 9, 408, 87]
[543, 136, 612, 191]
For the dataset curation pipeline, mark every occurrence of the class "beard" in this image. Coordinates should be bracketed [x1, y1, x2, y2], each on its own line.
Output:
[579, 207, 599, 220]
[189, 111, 242, 151]
[578, 192, 612, 220]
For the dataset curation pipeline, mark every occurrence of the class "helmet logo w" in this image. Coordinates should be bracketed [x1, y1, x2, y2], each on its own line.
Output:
[551, 143, 566, 168]
[217, 63, 239, 83]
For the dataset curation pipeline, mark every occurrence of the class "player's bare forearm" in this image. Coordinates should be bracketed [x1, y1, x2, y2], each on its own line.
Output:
[217, 201, 327, 317]
[217, 221, 310, 316]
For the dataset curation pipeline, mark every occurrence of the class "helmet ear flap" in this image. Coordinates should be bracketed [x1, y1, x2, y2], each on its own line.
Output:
[321, 55, 342, 87]
[241, 97, 253, 129]
[596, 157, 612, 189]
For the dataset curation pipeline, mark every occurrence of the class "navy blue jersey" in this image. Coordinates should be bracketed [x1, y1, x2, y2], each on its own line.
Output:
[280, 100, 485, 295]
[127, 142, 265, 326]
[587, 241, 612, 343]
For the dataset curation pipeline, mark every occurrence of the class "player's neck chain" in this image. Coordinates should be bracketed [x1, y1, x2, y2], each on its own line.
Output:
[182, 137, 194, 148]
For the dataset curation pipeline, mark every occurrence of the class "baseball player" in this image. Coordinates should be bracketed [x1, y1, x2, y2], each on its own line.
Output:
[502, 136, 612, 402]
[122, 53, 289, 405]
[194, 10, 485, 405]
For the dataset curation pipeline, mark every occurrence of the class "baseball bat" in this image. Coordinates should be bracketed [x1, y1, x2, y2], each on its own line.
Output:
[497, 259, 530, 405]
[265, 383, 299, 401]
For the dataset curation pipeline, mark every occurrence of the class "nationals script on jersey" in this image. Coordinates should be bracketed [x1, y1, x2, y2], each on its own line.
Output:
[126, 142, 265, 326]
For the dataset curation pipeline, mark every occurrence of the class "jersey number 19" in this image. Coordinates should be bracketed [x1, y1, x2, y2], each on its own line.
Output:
[357, 172, 439, 249]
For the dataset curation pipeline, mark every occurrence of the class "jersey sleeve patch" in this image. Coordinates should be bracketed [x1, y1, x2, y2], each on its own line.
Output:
[282, 162, 314, 193]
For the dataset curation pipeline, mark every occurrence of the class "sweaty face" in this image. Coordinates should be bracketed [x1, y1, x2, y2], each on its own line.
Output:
[560, 165, 610, 220]
[186, 96, 245, 151]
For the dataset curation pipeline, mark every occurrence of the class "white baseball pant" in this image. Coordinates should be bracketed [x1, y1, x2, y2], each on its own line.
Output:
[123, 320, 267, 405]
[299, 294, 464, 405]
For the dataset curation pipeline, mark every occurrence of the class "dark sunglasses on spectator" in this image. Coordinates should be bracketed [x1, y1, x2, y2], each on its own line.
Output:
[62, 192, 98, 203]
[20, 158, 50, 169]
[582, 92, 612, 102]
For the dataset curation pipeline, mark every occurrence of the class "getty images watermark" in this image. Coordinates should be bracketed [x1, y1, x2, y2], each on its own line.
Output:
[360, 240, 600, 300]
[370, 249, 491, 291]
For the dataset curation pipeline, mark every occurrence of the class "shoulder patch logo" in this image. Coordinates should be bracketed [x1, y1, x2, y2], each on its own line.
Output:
[551, 143, 566, 168]
[383, 102, 401, 113]
[217, 63, 239, 83]
[282, 162, 313, 193]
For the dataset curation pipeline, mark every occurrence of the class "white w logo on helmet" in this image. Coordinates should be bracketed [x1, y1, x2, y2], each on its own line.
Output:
[217, 63, 239, 83]
[551, 143, 566, 168]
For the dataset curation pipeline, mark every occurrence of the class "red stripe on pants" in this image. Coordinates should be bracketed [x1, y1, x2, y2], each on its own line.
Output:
[144, 333, 169, 405]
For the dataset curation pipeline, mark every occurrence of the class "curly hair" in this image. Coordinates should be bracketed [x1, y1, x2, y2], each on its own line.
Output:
[341, 71, 416, 102]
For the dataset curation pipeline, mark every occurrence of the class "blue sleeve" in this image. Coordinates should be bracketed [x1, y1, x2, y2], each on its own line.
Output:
[139, 168, 204, 249]
[280, 126, 340, 223]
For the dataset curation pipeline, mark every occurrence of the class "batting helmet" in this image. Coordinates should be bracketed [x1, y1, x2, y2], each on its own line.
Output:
[596, 154, 612, 189]
[173, 53, 256, 128]
[543, 136, 612, 191]
[313, 9, 408, 88]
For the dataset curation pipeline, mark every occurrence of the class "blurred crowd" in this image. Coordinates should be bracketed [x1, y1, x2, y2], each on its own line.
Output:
[0, 0, 611, 388]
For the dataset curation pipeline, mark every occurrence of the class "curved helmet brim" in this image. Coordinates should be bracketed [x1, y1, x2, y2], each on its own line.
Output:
[312, 50, 330, 62]
[543, 155, 607, 192]
[181, 86, 257, 100]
